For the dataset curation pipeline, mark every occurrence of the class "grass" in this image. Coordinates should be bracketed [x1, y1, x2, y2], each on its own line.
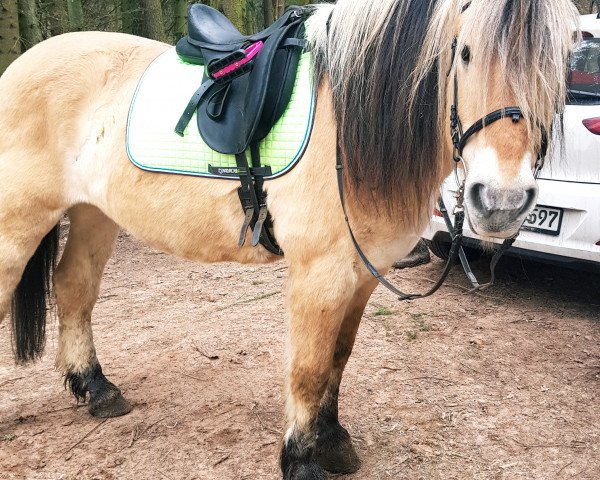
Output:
[2, 434, 15, 442]
[409, 312, 431, 332]
[374, 306, 395, 316]
[406, 331, 418, 341]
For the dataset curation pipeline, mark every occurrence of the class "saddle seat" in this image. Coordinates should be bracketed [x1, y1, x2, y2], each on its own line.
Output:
[188, 4, 245, 46]
[176, 4, 306, 64]
[188, 4, 302, 48]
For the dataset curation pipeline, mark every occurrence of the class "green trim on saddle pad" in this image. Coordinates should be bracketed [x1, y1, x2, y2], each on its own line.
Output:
[126, 48, 315, 180]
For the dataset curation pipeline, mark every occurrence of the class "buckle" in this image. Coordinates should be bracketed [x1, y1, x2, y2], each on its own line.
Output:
[208, 41, 264, 84]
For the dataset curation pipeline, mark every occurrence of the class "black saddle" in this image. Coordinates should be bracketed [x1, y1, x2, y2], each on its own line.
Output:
[175, 4, 308, 154]
[174, 5, 311, 256]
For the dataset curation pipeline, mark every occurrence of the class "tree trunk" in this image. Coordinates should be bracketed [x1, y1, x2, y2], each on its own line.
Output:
[174, 0, 189, 39]
[221, 0, 248, 34]
[67, 0, 84, 31]
[104, 0, 121, 32]
[276, 0, 284, 17]
[17, 0, 43, 50]
[0, 0, 21, 75]
[263, 0, 274, 28]
[141, 0, 167, 42]
[121, 0, 137, 35]
[47, 0, 69, 36]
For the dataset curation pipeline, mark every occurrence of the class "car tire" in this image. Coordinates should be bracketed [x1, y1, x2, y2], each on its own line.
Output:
[425, 239, 452, 261]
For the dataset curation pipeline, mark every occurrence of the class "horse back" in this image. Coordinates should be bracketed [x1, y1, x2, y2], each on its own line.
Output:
[0, 32, 167, 150]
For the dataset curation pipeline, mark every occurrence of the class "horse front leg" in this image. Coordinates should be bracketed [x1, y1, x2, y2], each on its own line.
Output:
[280, 260, 356, 480]
[315, 280, 377, 474]
[54, 205, 131, 418]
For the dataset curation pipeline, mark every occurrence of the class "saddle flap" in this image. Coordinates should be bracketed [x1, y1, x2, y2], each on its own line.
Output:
[254, 30, 304, 141]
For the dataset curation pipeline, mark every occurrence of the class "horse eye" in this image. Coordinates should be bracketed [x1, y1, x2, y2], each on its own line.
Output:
[461, 46, 471, 64]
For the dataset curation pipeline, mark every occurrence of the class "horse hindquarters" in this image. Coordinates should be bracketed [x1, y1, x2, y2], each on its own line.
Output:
[0, 153, 65, 361]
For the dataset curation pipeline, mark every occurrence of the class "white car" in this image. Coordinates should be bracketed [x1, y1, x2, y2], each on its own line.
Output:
[423, 13, 600, 273]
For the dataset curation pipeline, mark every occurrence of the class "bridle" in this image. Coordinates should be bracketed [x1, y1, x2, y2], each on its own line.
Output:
[439, 37, 547, 292]
[335, 30, 549, 301]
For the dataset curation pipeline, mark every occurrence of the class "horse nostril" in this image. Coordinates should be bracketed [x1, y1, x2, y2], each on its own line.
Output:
[469, 183, 487, 215]
[469, 184, 537, 218]
[519, 187, 537, 215]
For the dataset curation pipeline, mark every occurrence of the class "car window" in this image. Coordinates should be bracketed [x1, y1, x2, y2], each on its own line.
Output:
[568, 39, 600, 105]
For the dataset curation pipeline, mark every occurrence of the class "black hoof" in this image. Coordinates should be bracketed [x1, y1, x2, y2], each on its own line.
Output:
[316, 423, 361, 474]
[88, 382, 132, 418]
[281, 428, 327, 480]
[284, 463, 327, 480]
[65, 363, 132, 418]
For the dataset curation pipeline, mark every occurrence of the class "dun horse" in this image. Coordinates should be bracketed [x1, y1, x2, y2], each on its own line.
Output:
[0, 0, 577, 478]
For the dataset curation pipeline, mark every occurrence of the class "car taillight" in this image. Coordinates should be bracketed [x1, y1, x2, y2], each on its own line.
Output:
[583, 117, 600, 135]
[433, 208, 443, 217]
[582, 31, 594, 39]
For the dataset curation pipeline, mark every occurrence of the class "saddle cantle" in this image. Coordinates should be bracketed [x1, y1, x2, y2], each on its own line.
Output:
[174, 5, 312, 256]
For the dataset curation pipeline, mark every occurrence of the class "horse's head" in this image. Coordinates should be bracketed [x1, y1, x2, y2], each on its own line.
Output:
[311, 0, 578, 234]
[443, 0, 578, 238]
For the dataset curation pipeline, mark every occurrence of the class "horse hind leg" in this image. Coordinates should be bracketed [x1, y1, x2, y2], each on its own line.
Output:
[315, 280, 377, 474]
[53, 205, 131, 418]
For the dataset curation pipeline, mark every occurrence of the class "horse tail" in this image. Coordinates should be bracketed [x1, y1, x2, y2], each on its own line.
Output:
[12, 224, 61, 363]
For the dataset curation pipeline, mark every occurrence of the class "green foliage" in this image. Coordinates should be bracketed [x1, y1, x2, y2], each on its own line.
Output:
[406, 330, 418, 342]
[374, 306, 394, 317]
[2, 0, 338, 75]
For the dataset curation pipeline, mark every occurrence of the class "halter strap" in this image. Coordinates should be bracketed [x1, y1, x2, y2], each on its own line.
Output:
[458, 107, 523, 153]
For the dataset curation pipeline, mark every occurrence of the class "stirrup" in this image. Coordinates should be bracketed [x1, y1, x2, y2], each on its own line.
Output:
[239, 207, 255, 247]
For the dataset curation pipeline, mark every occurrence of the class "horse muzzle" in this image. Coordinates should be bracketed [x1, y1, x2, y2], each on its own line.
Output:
[465, 182, 538, 238]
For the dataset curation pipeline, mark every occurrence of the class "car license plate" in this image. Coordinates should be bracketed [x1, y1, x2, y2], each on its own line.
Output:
[522, 205, 563, 236]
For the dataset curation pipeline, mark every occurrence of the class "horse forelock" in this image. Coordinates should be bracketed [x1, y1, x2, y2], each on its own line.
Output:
[307, 0, 443, 226]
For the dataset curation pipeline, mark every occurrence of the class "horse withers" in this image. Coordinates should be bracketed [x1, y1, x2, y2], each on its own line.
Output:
[0, 1, 577, 479]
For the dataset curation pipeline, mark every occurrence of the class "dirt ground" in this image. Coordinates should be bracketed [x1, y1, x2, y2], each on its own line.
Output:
[0, 230, 598, 480]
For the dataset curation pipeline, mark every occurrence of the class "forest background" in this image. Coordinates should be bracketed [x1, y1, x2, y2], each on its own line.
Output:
[0, 0, 597, 75]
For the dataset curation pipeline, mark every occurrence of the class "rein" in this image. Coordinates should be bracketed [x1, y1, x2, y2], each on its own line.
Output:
[336, 35, 548, 301]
